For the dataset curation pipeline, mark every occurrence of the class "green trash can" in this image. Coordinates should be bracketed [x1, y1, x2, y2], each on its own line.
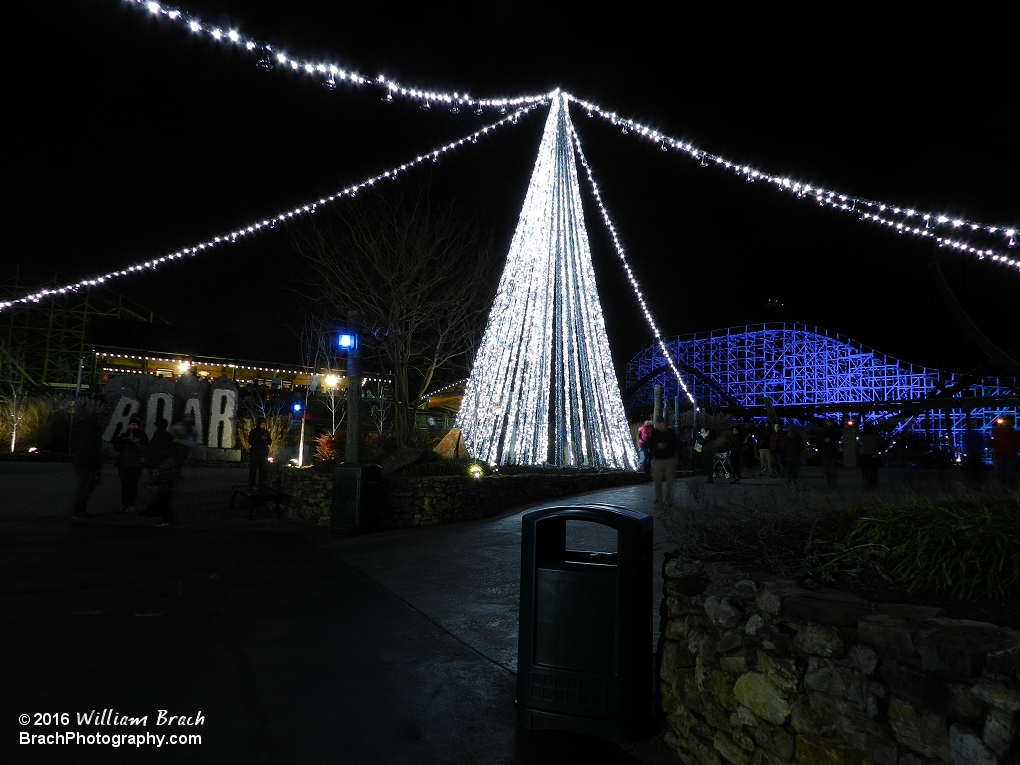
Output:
[330, 463, 382, 533]
[516, 503, 654, 742]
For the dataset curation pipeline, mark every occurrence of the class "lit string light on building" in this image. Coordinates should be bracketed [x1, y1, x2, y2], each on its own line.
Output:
[0, 108, 534, 311]
[456, 93, 637, 470]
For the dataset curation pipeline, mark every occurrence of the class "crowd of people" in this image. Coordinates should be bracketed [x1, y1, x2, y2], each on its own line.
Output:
[639, 414, 1020, 506]
[70, 413, 274, 525]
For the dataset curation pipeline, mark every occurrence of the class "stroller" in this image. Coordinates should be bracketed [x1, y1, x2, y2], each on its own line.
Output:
[712, 450, 734, 480]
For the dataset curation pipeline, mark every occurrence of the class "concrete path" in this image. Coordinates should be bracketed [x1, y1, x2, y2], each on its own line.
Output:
[0, 461, 978, 764]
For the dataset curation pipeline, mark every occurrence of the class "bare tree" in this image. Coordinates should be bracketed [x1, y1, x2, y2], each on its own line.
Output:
[366, 380, 392, 435]
[0, 338, 28, 452]
[292, 181, 500, 448]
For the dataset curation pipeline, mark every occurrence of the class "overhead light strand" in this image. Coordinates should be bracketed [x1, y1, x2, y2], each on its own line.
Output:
[0, 107, 533, 311]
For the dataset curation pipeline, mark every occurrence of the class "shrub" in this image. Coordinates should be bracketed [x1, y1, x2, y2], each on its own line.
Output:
[395, 459, 491, 477]
[0, 396, 59, 452]
[847, 495, 1020, 600]
[236, 415, 291, 460]
[314, 432, 341, 462]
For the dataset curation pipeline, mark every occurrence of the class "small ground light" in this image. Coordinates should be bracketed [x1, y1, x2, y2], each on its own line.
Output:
[293, 402, 302, 412]
[468, 464, 484, 478]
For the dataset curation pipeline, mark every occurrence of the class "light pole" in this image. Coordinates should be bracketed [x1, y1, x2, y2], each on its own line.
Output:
[339, 315, 360, 464]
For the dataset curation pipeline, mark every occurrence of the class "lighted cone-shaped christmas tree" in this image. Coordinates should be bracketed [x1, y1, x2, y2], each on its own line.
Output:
[456, 93, 638, 470]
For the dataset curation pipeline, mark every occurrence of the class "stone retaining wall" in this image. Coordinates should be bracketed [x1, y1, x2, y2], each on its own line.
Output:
[659, 559, 1020, 765]
[268, 466, 648, 528]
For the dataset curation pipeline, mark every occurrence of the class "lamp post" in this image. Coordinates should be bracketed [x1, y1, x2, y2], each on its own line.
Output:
[339, 314, 360, 464]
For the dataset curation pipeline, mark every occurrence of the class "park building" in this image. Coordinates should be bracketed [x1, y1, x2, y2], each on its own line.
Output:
[625, 322, 1019, 462]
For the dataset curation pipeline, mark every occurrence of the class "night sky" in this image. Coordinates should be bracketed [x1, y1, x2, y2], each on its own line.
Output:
[9, 1, 1018, 384]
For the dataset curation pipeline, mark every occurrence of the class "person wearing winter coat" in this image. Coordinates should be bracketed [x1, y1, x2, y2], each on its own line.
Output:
[143, 418, 177, 526]
[248, 417, 272, 487]
[781, 427, 805, 485]
[71, 415, 104, 519]
[113, 414, 148, 513]
[637, 420, 653, 475]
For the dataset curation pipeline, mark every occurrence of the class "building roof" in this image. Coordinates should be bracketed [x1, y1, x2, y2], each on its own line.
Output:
[87, 317, 302, 368]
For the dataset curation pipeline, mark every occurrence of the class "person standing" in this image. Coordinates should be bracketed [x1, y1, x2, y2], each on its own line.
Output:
[756, 424, 773, 476]
[648, 420, 678, 505]
[781, 427, 805, 485]
[693, 426, 709, 480]
[818, 421, 840, 488]
[168, 412, 197, 479]
[857, 426, 885, 488]
[113, 414, 148, 513]
[248, 417, 272, 487]
[962, 417, 986, 491]
[728, 425, 744, 484]
[989, 415, 1020, 492]
[769, 423, 786, 480]
[637, 419, 653, 475]
[71, 415, 104, 520]
[144, 418, 177, 526]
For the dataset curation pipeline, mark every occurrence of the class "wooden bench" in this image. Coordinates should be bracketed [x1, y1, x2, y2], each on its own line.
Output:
[230, 485, 288, 521]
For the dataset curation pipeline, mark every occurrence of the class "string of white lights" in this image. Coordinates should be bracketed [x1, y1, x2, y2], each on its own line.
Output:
[567, 118, 697, 407]
[567, 96, 1019, 271]
[126, 0, 550, 111]
[0, 108, 534, 311]
[122, 2, 1016, 272]
[424, 378, 468, 399]
[457, 93, 637, 469]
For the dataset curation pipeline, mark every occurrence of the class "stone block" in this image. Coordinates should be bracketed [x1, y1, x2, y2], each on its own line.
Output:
[858, 613, 918, 665]
[875, 602, 947, 620]
[721, 654, 749, 675]
[706, 595, 746, 627]
[706, 669, 741, 712]
[881, 661, 986, 722]
[790, 697, 839, 737]
[755, 582, 809, 616]
[733, 672, 790, 725]
[793, 623, 846, 658]
[717, 631, 745, 653]
[793, 734, 868, 765]
[782, 591, 871, 629]
[804, 658, 869, 711]
[745, 614, 767, 636]
[887, 696, 951, 761]
[841, 732, 897, 765]
[664, 619, 688, 641]
[688, 733, 723, 765]
[735, 705, 758, 726]
[734, 580, 758, 599]
[750, 751, 789, 765]
[661, 639, 697, 681]
[986, 644, 1020, 681]
[757, 650, 800, 694]
[751, 720, 795, 760]
[915, 625, 1020, 679]
[713, 731, 752, 765]
[847, 643, 879, 676]
[984, 707, 1019, 758]
[972, 680, 1020, 713]
[949, 722, 998, 765]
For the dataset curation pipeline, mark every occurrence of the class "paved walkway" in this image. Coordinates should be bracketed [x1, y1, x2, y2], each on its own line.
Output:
[0, 460, 983, 764]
